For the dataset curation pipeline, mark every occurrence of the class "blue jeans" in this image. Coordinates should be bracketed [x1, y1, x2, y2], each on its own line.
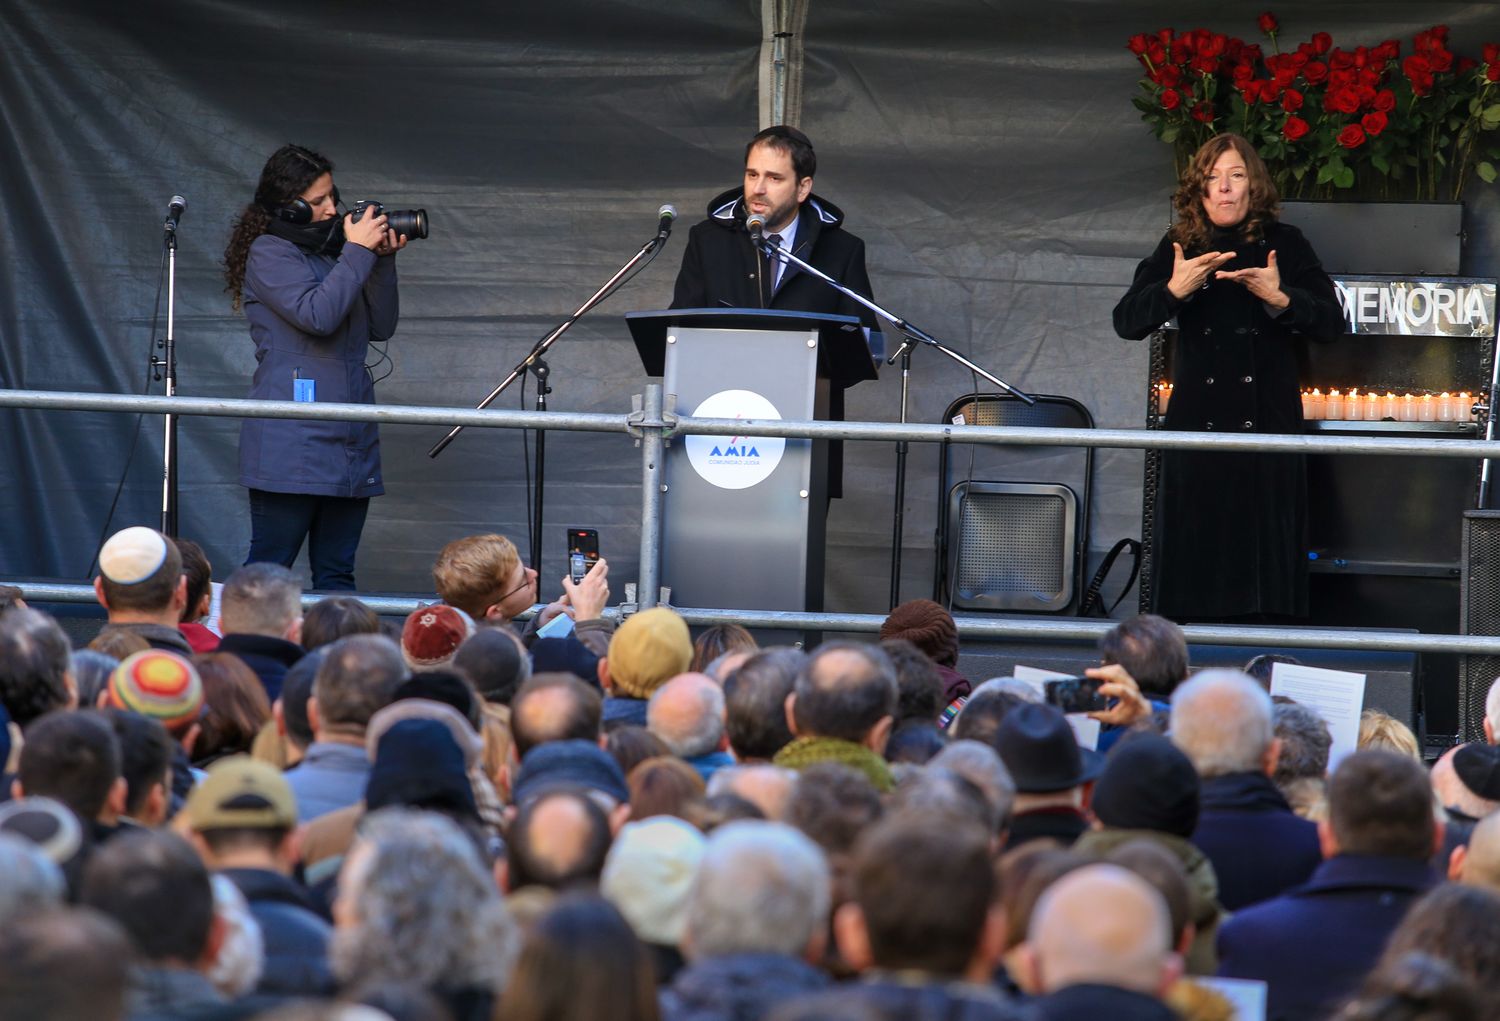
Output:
[246, 489, 369, 591]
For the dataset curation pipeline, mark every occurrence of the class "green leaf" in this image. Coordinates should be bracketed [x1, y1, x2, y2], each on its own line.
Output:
[1162, 124, 1181, 144]
[1316, 164, 1337, 184]
[1479, 161, 1498, 183]
[1335, 166, 1356, 189]
[1293, 165, 1307, 181]
[1372, 154, 1391, 173]
[1485, 103, 1500, 120]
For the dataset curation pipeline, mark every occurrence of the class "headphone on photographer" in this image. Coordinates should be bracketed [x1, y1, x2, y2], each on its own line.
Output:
[268, 145, 340, 225]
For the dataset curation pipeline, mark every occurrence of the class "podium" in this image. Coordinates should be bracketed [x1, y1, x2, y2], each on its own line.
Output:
[627, 308, 877, 618]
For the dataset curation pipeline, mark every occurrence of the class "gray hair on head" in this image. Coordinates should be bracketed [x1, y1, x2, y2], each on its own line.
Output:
[928, 739, 1017, 832]
[1170, 669, 1274, 777]
[332, 809, 517, 995]
[685, 820, 830, 959]
[0, 833, 66, 924]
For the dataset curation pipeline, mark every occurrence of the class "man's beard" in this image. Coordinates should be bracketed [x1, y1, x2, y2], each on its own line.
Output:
[750, 195, 800, 233]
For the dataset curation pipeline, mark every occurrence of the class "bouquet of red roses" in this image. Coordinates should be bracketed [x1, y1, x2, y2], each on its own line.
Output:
[1128, 13, 1500, 200]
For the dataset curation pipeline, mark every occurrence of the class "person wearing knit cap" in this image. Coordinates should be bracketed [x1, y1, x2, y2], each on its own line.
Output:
[1074, 733, 1225, 975]
[92, 526, 193, 655]
[601, 816, 706, 985]
[879, 598, 971, 705]
[401, 605, 477, 671]
[599, 607, 693, 728]
[107, 649, 205, 737]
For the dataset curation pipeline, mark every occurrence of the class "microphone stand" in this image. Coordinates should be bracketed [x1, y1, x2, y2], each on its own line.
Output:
[152, 224, 180, 537]
[758, 239, 1034, 609]
[429, 226, 671, 571]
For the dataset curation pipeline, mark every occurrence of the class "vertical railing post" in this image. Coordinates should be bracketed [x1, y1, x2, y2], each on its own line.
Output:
[637, 384, 666, 610]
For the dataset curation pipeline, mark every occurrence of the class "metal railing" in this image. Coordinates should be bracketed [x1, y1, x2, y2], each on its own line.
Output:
[4, 385, 1499, 656]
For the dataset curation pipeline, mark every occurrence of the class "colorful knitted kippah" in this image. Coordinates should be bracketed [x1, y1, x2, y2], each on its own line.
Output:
[108, 649, 204, 734]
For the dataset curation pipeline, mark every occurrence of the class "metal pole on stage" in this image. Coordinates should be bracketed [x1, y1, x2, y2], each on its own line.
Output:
[636, 383, 667, 610]
[155, 197, 186, 537]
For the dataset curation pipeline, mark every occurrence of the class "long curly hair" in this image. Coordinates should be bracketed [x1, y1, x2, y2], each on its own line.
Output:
[222, 143, 334, 311]
[1169, 133, 1279, 254]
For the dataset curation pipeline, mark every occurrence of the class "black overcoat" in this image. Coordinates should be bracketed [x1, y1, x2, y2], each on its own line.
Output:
[1113, 221, 1344, 619]
[671, 187, 879, 497]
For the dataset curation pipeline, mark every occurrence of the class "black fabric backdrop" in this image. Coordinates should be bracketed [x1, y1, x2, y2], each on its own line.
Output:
[3, 1, 1498, 613]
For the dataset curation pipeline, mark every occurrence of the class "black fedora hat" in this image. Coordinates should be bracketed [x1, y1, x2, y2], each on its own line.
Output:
[994, 702, 1106, 794]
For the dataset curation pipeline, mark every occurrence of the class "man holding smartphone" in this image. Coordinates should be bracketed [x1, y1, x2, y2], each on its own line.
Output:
[431, 534, 612, 657]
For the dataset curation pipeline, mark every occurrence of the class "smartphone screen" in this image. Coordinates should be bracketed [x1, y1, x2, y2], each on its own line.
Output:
[1042, 676, 1108, 714]
[567, 527, 600, 585]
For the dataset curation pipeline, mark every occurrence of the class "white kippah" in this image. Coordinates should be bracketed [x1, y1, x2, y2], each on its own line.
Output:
[99, 526, 168, 584]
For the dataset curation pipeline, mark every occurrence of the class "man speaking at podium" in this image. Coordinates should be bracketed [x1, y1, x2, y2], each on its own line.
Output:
[671, 125, 879, 496]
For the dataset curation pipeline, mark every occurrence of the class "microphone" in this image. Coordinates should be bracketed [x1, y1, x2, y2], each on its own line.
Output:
[655, 204, 677, 241]
[746, 211, 766, 244]
[163, 195, 187, 234]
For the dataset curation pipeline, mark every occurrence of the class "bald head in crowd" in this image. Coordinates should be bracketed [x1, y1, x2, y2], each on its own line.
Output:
[509, 674, 603, 760]
[1169, 669, 1279, 778]
[502, 788, 613, 892]
[648, 673, 726, 760]
[1454, 812, 1500, 892]
[789, 642, 898, 750]
[1025, 864, 1180, 997]
[707, 765, 797, 820]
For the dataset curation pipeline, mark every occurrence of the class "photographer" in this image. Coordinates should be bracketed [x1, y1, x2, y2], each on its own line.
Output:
[222, 144, 408, 590]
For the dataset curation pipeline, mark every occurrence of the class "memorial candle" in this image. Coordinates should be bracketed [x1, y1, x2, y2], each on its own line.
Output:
[1345, 389, 1364, 421]
[1459, 392, 1474, 421]
[1325, 389, 1345, 420]
[1156, 382, 1172, 415]
[1363, 392, 1382, 421]
[1399, 394, 1417, 422]
[1418, 394, 1436, 421]
[1439, 392, 1455, 422]
[1307, 388, 1324, 421]
[1381, 392, 1398, 419]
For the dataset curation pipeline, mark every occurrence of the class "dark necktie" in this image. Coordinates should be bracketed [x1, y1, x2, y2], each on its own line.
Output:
[765, 233, 783, 295]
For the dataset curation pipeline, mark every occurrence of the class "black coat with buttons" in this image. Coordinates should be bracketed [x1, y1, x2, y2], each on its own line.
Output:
[1113, 221, 1344, 618]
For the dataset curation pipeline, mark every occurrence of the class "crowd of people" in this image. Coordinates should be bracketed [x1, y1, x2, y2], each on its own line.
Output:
[1, 526, 1499, 1021]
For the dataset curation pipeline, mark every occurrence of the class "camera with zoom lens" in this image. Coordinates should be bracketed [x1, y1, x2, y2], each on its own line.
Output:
[349, 200, 429, 240]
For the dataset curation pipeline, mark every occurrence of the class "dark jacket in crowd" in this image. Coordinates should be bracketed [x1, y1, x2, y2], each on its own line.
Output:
[1190, 771, 1320, 910]
[1003, 806, 1090, 852]
[1216, 854, 1438, 1021]
[215, 633, 304, 704]
[219, 867, 334, 997]
[1031, 983, 1179, 1021]
[111, 622, 196, 656]
[782, 974, 1024, 1021]
[659, 952, 830, 1021]
[602, 695, 649, 728]
[239, 234, 397, 499]
[671, 187, 878, 499]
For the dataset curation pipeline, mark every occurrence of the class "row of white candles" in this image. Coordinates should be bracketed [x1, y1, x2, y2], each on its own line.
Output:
[1153, 383, 1477, 422]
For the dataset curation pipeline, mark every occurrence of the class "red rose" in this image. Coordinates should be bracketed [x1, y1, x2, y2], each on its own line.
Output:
[1431, 49, 1454, 73]
[1171, 39, 1191, 64]
[1161, 88, 1183, 111]
[1484, 43, 1499, 65]
[1304, 61, 1329, 84]
[1233, 61, 1255, 85]
[1273, 66, 1297, 88]
[1362, 111, 1388, 136]
[1373, 89, 1396, 112]
[1158, 64, 1183, 87]
[1146, 41, 1167, 65]
[1357, 84, 1377, 107]
[1378, 40, 1401, 61]
[1337, 124, 1367, 149]
[1312, 32, 1333, 55]
[1490, 64, 1500, 83]
[1329, 49, 1354, 71]
[1404, 53, 1431, 77]
[1191, 100, 1215, 124]
[1282, 88, 1304, 112]
[1460, 57, 1478, 74]
[1283, 115, 1311, 141]
[1258, 11, 1279, 34]
[1326, 86, 1361, 114]
[1129, 34, 1151, 56]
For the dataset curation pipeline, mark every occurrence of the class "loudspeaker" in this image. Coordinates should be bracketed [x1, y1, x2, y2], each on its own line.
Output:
[946, 482, 1077, 612]
[1459, 510, 1500, 742]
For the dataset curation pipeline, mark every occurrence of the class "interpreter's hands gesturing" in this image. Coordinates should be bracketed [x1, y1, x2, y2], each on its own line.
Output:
[1167, 242, 1236, 300]
[1216, 249, 1289, 309]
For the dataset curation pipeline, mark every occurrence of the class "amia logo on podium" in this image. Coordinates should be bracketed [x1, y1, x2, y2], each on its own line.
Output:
[684, 389, 787, 490]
